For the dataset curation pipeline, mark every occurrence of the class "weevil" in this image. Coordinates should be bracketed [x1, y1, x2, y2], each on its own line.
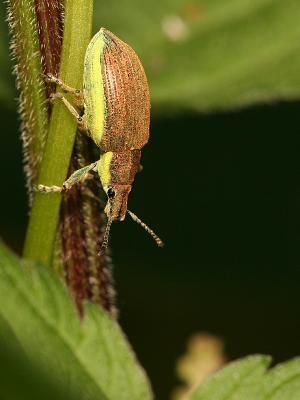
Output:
[37, 28, 163, 253]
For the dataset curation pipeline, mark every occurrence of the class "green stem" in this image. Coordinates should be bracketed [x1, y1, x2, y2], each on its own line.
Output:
[8, 0, 48, 193]
[23, 0, 94, 266]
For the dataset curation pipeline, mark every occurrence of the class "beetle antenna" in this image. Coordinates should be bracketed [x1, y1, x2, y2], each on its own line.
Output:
[99, 216, 113, 255]
[127, 210, 164, 248]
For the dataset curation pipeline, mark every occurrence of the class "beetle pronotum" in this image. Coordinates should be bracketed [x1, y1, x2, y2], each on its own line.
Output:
[36, 28, 163, 253]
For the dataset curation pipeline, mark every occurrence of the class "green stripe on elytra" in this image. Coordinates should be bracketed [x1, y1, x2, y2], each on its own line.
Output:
[83, 29, 106, 147]
[97, 151, 113, 188]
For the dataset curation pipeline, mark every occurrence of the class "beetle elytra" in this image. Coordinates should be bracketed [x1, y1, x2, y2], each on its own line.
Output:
[36, 28, 163, 253]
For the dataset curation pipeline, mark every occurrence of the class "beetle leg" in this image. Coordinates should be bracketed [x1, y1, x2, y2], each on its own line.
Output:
[49, 92, 88, 132]
[35, 184, 62, 193]
[42, 73, 83, 107]
[34, 162, 98, 193]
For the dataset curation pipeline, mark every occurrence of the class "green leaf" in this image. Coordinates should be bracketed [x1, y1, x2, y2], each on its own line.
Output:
[188, 355, 300, 400]
[0, 242, 153, 400]
[261, 358, 300, 400]
[2, 1, 300, 113]
[0, 315, 77, 400]
[188, 355, 271, 399]
[94, 0, 300, 113]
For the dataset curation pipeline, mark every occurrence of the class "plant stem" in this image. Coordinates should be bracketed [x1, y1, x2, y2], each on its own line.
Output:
[7, 0, 48, 195]
[23, 0, 93, 266]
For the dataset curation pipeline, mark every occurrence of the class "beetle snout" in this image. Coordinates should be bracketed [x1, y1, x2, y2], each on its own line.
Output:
[104, 184, 131, 221]
[118, 214, 126, 222]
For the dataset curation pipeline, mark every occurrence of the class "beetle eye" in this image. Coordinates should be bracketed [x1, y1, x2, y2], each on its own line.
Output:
[107, 187, 115, 199]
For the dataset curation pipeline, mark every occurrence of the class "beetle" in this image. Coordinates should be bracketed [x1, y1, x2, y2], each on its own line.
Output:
[37, 28, 163, 253]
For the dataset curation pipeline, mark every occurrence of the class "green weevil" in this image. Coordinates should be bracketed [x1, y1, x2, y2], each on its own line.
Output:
[37, 28, 163, 253]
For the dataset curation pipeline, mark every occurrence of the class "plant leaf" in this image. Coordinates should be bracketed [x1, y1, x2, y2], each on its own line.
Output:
[260, 358, 300, 400]
[188, 355, 271, 399]
[94, 0, 300, 113]
[0, 242, 152, 400]
[0, 315, 79, 400]
[187, 355, 300, 400]
[2, 1, 300, 113]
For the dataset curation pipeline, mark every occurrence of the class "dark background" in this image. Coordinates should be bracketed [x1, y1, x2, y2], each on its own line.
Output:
[2, 99, 300, 398]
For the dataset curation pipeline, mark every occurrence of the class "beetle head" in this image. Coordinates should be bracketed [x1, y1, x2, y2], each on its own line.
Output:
[99, 184, 164, 256]
[104, 184, 132, 221]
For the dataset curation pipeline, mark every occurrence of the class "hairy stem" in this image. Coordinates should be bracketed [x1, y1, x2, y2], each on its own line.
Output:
[23, 0, 94, 266]
[61, 135, 117, 316]
[7, 0, 48, 194]
[34, 0, 64, 99]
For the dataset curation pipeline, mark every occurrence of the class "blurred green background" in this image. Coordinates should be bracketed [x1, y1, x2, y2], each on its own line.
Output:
[1, 1, 300, 399]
